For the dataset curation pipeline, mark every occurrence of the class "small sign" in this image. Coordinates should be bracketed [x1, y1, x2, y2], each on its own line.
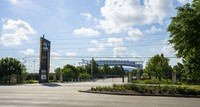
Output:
[41, 70, 46, 73]
[41, 75, 46, 80]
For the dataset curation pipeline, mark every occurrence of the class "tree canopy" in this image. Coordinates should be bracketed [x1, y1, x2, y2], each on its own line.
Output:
[145, 54, 172, 80]
[0, 57, 26, 83]
[167, 0, 200, 84]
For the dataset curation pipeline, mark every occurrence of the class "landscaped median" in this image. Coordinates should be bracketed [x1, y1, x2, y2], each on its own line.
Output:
[79, 83, 200, 98]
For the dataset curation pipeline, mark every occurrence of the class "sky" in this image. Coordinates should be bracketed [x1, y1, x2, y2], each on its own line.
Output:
[0, 0, 191, 73]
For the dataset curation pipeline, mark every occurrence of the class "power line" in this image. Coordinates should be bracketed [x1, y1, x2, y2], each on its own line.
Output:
[20, 55, 178, 59]
[20, 38, 166, 45]
[0, 43, 167, 50]
[32, 33, 168, 40]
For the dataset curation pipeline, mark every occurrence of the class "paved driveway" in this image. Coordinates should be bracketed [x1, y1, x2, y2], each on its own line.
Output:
[0, 81, 200, 107]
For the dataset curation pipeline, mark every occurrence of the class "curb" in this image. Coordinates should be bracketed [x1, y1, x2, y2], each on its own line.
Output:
[78, 90, 200, 98]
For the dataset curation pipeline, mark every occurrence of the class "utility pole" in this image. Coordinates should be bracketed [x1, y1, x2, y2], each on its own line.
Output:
[33, 60, 36, 80]
[91, 58, 93, 82]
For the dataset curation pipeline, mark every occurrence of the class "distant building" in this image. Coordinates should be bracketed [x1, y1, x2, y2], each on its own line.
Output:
[76, 59, 143, 69]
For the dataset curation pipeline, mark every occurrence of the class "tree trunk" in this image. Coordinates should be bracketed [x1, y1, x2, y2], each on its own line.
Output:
[9, 75, 11, 84]
[122, 75, 124, 83]
[148, 73, 151, 79]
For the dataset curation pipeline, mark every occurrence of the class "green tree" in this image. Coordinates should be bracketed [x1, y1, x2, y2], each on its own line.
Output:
[132, 69, 138, 76]
[20, 64, 27, 82]
[78, 72, 90, 81]
[76, 66, 86, 74]
[112, 66, 121, 76]
[145, 54, 172, 81]
[120, 65, 125, 82]
[85, 63, 91, 75]
[173, 63, 187, 82]
[62, 68, 74, 82]
[167, 0, 200, 84]
[86, 58, 99, 79]
[0, 57, 25, 84]
[102, 64, 111, 77]
[63, 64, 77, 81]
[54, 67, 62, 80]
[91, 58, 99, 78]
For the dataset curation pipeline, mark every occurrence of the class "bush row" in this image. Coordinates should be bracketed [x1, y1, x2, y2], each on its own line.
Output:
[132, 79, 172, 84]
[25, 80, 39, 84]
[91, 83, 200, 95]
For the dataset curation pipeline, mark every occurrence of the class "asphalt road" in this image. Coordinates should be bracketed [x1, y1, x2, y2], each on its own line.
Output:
[0, 80, 200, 107]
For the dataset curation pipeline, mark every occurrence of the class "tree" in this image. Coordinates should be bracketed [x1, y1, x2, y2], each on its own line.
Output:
[62, 68, 74, 82]
[0, 57, 25, 83]
[167, 0, 200, 84]
[91, 58, 99, 78]
[102, 64, 111, 77]
[85, 63, 91, 75]
[173, 63, 187, 82]
[85, 58, 99, 79]
[78, 72, 90, 81]
[145, 54, 172, 81]
[55, 67, 62, 80]
[120, 65, 125, 82]
[63, 64, 77, 81]
[76, 66, 86, 74]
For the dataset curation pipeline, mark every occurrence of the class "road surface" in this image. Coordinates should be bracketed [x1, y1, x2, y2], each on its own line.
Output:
[0, 79, 199, 107]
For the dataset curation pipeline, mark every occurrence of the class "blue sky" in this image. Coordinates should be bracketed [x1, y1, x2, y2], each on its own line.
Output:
[0, 0, 191, 72]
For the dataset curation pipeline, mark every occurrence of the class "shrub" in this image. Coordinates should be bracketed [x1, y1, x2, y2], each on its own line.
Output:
[132, 79, 172, 84]
[142, 74, 148, 79]
[26, 80, 39, 84]
[91, 83, 200, 95]
[161, 79, 172, 84]
[132, 80, 144, 84]
[144, 79, 160, 84]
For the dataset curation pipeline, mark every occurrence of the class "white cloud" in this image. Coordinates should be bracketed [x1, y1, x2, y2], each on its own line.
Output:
[125, 28, 143, 41]
[87, 37, 124, 52]
[107, 37, 123, 47]
[9, 0, 19, 5]
[177, 0, 191, 4]
[131, 51, 143, 61]
[3, 19, 35, 34]
[113, 47, 127, 57]
[8, 0, 32, 7]
[51, 52, 61, 59]
[145, 26, 162, 34]
[51, 52, 61, 57]
[66, 52, 77, 57]
[0, 19, 36, 47]
[73, 27, 100, 36]
[91, 40, 98, 44]
[87, 40, 105, 52]
[80, 12, 92, 20]
[20, 48, 35, 56]
[162, 44, 174, 55]
[8, 0, 47, 15]
[99, 0, 173, 34]
[87, 48, 99, 52]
